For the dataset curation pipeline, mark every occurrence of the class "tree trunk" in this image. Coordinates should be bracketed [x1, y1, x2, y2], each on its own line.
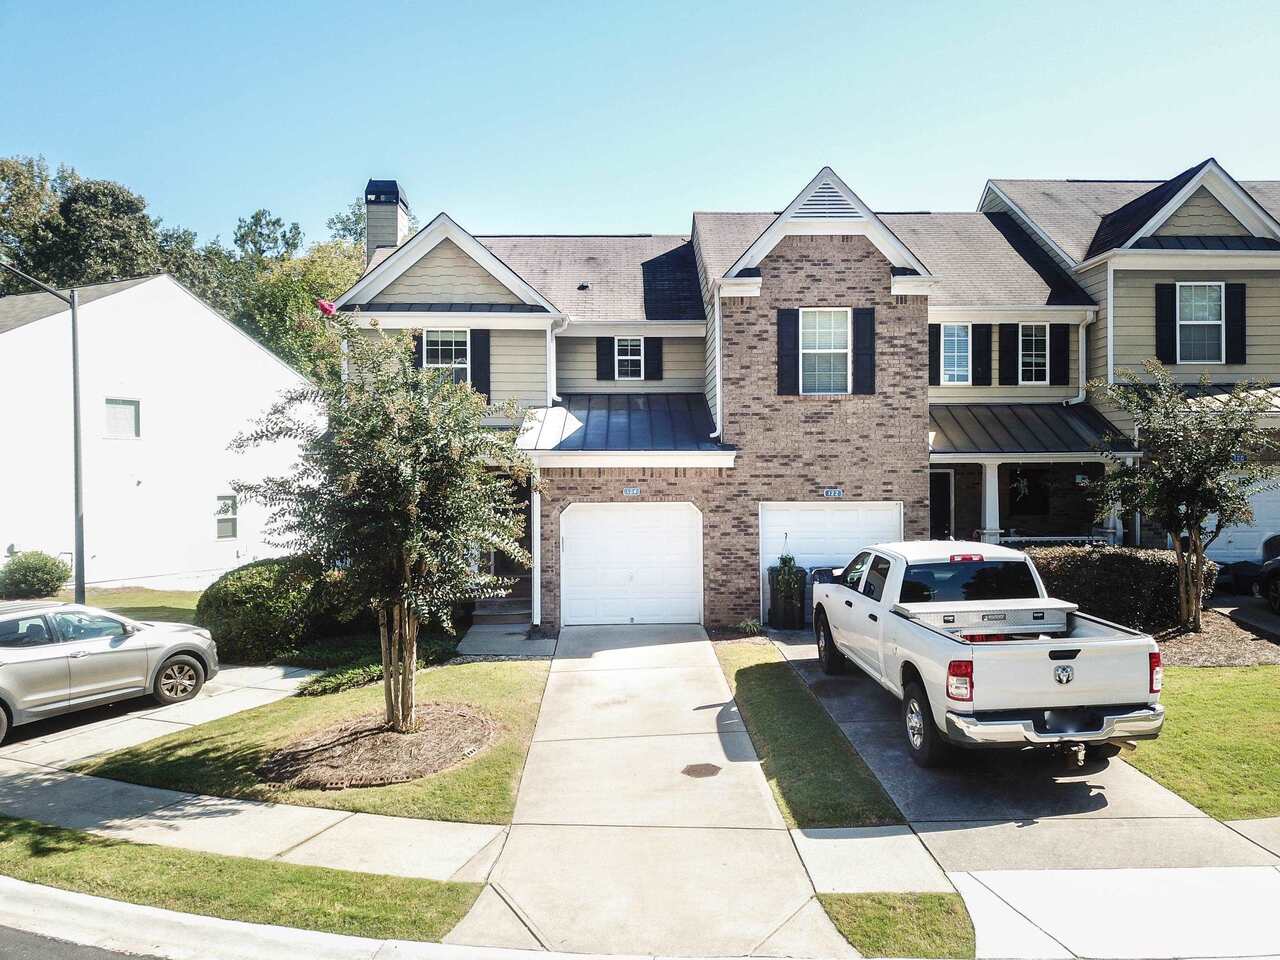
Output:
[1172, 533, 1190, 630]
[378, 599, 418, 733]
[1189, 529, 1205, 632]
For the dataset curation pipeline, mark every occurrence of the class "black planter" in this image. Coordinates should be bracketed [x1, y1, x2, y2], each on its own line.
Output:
[767, 567, 805, 630]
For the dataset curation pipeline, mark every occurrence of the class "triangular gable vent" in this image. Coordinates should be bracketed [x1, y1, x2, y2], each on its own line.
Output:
[792, 179, 865, 220]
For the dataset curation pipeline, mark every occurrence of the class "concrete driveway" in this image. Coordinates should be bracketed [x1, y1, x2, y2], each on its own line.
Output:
[447, 625, 855, 958]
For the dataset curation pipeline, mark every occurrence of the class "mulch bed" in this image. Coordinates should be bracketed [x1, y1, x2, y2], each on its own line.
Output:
[259, 703, 497, 790]
[1156, 610, 1280, 667]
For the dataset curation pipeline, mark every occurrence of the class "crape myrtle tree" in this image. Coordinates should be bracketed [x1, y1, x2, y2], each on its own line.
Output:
[232, 311, 534, 730]
[1092, 360, 1280, 631]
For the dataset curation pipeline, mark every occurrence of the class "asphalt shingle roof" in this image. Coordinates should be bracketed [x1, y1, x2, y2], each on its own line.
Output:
[0, 276, 155, 335]
[477, 235, 705, 324]
[691, 212, 776, 282]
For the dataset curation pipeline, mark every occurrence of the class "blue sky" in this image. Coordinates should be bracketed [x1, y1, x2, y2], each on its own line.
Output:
[5, 0, 1278, 246]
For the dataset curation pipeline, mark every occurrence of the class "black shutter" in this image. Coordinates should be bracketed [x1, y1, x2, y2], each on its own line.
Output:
[643, 337, 663, 380]
[1226, 283, 1247, 364]
[469, 330, 491, 400]
[777, 308, 799, 395]
[972, 324, 992, 386]
[596, 337, 615, 380]
[852, 308, 875, 394]
[413, 331, 423, 368]
[1049, 324, 1070, 386]
[928, 325, 940, 386]
[999, 324, 1020, 385]
[1155, 284, 1177, 364]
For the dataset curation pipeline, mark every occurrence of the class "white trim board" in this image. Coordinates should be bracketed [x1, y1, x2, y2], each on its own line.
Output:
[529, 450, 737, 468]
[1123, 160, 1280, 252]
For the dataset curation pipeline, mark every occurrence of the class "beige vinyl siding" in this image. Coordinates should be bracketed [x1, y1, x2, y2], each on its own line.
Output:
[556, 336, 705, 393]
[489, 329, 547, 408]
[691, 222, 719, 418]
[1112, 270, 1280, 382]
[1077, 263, 1109, 384]
[1154, 187, 1250, 237]
[372, 238, 521, 304]
[928, 321, 1078, 402]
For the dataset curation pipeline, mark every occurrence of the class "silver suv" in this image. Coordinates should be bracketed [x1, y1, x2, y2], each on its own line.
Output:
[0, 601, 219, 743]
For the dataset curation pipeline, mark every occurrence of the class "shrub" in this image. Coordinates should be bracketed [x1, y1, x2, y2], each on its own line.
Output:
[1026, 546, 1218, 634]
[195, 558, 312, 663]
[0, 551, 71, 599]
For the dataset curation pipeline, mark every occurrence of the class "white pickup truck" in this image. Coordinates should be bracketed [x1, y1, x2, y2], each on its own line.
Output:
[811, 541, 1165, 767]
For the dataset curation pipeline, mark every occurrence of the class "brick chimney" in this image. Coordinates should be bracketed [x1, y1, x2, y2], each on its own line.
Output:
[364, 179, 410, 265]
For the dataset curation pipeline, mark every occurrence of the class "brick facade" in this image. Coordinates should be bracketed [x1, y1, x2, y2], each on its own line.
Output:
[539, 235, 930, 630]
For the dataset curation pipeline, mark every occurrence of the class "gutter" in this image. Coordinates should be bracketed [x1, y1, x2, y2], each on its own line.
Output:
[710, 280, 724, 438]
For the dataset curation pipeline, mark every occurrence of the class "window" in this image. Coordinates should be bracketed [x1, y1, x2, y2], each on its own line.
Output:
[900, 561, 1040, 602]
[860, 554, 893, 601]
[421, 330, 469, 383]
[1177, 283, 1225, 364]
[615, 337, 643, 380]
[842, 551, 872, 589]
[800, 308, 850, 395]
[216, 495, 238, 540]
[941, 324, 970, 384]
[105, 398, 140, 438]
[51, 610, 127, 642]
[0, 616, 54, 648]
[1019, 324, 1049, 384]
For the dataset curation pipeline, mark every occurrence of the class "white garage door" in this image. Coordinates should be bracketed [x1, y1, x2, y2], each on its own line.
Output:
[759, 501, 904, 619]
[1209, 486, 1280, 563]
[560, 502, 703, 625]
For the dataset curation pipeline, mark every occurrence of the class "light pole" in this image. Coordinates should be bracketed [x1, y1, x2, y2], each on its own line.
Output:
[0, 261, 86, 602]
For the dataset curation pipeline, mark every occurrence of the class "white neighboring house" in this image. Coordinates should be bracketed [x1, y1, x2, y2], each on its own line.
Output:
[0, 274, 306, 590]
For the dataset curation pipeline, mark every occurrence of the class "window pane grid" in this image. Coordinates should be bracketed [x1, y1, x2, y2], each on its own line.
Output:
[615, 337, 643, 379]
[799, 309, 850, 394]
[422, 330, 469, 381]
[1020, 324, 1048, 383]
[1177, 284, 1224, 363]
[217, 495, 238, 540]
[942, 324, 969, 384]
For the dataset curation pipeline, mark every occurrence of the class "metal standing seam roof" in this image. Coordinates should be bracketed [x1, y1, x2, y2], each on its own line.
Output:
[929, 403, 1135, 455]
[1132, 235, 1280, 251]
[518, 393, 729, 452]
[1184, 382, 1280, 414]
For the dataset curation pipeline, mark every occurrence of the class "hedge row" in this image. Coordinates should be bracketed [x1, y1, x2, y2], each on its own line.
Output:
[1026, 546, 1217, 634]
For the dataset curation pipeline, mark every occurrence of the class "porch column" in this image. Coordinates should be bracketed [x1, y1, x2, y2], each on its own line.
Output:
[1105, 460, 1124, 545]
[979, 461, 1001, 543]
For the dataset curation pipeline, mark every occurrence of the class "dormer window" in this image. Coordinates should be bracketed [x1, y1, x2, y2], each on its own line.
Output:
[1177, 283, 1225, 364]
[615, 337, 644, 380]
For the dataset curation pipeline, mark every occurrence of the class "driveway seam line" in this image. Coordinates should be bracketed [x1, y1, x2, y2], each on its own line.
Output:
[966, 870, 1078, 958]
[269, 811, 358, 860]
[487, 879, 551, 949]
[1220, 820, 1280, 863]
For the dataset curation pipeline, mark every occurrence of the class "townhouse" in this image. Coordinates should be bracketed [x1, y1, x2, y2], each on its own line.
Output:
[332, 160, 1280, 631]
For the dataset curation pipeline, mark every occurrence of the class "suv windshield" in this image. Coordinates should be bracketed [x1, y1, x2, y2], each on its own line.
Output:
[900, 560, 1039, 603]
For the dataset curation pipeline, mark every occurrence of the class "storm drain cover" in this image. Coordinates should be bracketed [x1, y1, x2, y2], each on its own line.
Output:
[682, 763, 722, 779]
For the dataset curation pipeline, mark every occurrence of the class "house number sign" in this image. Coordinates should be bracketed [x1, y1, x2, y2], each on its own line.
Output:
[823, 488, 844, 498]
[622, 487, 641, 496]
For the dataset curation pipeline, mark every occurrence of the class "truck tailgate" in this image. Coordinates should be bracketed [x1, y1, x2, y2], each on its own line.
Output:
[969, 636, 1154, 710]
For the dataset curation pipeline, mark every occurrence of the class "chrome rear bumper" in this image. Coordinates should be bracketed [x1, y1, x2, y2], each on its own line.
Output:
[945, 703, 1164, 746]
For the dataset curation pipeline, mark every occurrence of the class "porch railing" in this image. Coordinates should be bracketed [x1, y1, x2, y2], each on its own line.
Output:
[998, 531, 1119, 549]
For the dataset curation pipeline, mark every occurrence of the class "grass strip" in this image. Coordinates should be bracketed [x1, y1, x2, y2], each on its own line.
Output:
[78, 658, 549, 823]
[1126, 665, 1280, 820]
[0, 815, 479, 941]
[819, 892, 975, 959]
[715, 640, 900, 827]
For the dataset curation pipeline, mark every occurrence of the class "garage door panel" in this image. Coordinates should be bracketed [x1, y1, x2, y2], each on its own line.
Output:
[561, 502, 703, 626]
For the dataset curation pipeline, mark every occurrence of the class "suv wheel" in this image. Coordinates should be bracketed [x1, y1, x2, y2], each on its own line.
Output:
[1267, 576, 1280, 615]
[153, 655, 205, 705]
[903, 680, 950, 768]
[815, 612, 846, 675]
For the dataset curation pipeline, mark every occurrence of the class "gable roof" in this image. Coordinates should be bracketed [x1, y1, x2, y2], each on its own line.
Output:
[879, 213, 1094, 307]
[989, 170, 1280, 265]
[1083, 159, 1215, 260]
[692, 212, 777, 283]
[0, 276, 156, 335]
[477, 235, 704, 324]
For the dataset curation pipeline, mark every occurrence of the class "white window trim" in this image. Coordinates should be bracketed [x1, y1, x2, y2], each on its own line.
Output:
[614, 336, 644, 380]
[798, 307, 853, 396]
[421, 329, 471, 382]
[1018, 322, 1050, 385]
[104, 397, 141, 440]
[1175, 281, 1226, 365]
[216, 495, 238, 541]
[940, 322, 972, 386]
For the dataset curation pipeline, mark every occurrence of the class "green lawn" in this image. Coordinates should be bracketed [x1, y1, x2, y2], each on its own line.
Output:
[79, 658, 550, 823]
[0, 815, 478, 941]
[1126, 665, 1280, 820]
[57, 587, 202, 623]
[820, 893, 975, 960]
[715, 640, 900, 827]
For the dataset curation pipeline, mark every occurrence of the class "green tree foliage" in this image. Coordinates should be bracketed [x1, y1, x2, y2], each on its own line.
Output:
[325, 197, 365, 246]
[1091, 360, 1280, 630]
[232, 314, 534, 730]
[234, 209, 303, 261]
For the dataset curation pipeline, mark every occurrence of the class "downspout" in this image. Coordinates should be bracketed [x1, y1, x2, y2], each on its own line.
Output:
[548, 316, 568, 403]
[709, 281, 724, 438]
[1067, 313, 1094, 404]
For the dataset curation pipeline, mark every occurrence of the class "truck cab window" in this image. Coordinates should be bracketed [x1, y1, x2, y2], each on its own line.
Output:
[843, 552, 871, 589]
[861, 555, 892, 601]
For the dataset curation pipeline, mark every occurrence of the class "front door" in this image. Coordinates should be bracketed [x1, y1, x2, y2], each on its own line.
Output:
[929, 470, 954, 540]
[0, 615, 69, 715]
[52, 610, 151, 703]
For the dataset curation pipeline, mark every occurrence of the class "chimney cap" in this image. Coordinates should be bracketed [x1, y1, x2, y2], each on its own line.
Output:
[364, 179, 409, 210]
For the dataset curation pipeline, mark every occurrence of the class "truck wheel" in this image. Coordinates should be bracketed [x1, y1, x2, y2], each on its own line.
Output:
[1267, 576, 1280, 615]
[815, 612, 846, 675]
[903, 681, 949, 768]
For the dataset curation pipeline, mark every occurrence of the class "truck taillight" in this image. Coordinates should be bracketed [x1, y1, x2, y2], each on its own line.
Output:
[950, 554, 983, 562]
[1149, 651, 1163, 693]
[962, 633, 1007, 643]
[947, 660, 973, 701]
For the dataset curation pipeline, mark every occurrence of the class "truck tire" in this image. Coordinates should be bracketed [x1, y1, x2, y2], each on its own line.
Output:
[815, 611, 847, 675]
[903, 680, 950, 768]
[1267, 576, 1280, 615]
